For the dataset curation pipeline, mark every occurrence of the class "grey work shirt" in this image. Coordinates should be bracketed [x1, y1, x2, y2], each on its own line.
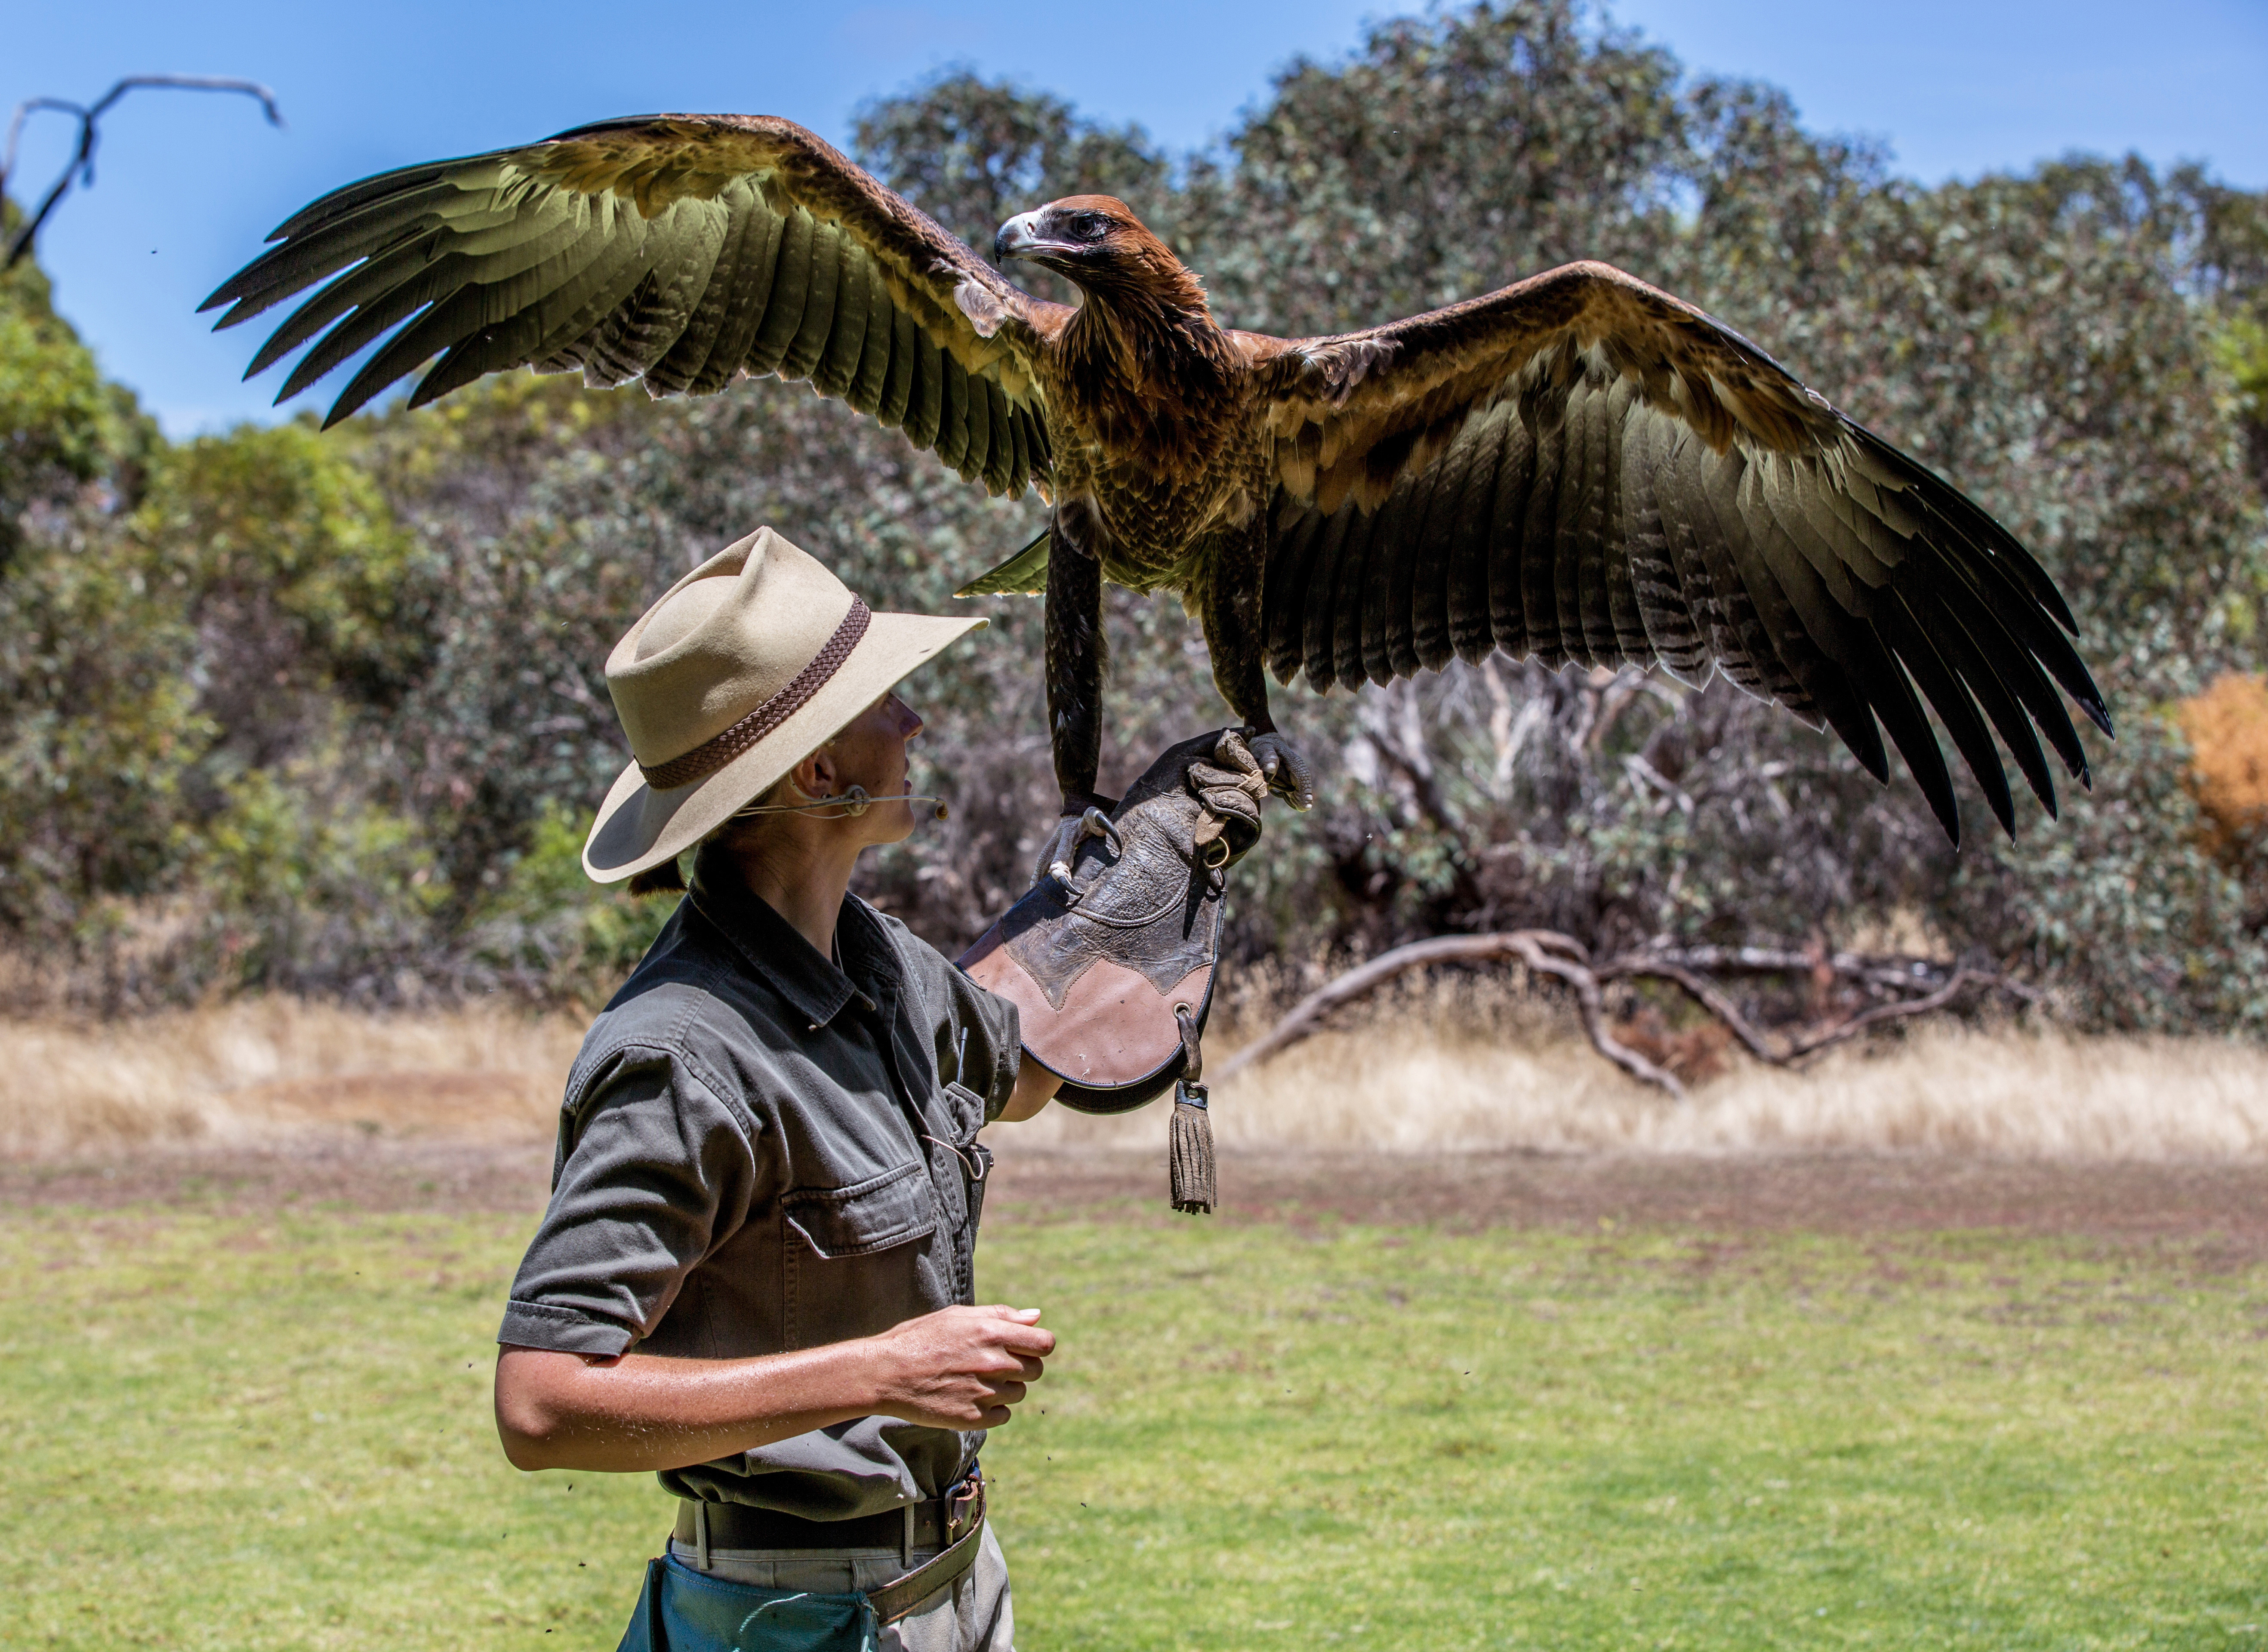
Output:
[498, 844, 1021, 1518]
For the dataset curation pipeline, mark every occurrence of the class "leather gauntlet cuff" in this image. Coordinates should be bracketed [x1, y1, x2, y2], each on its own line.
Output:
[960, 730, 1270, 1113]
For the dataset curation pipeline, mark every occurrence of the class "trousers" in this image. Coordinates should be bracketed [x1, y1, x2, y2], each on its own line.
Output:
[616, 1525, 1014, 1652]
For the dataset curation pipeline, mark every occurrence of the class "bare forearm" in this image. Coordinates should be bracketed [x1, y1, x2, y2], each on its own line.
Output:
[996, 1054, 1060, 1122]
[495, 1341, 882, 1473]
[496, 1304, 1053, 1475]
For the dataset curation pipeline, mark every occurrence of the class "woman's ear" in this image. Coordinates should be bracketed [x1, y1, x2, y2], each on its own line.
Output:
[797, 746, 838, 801]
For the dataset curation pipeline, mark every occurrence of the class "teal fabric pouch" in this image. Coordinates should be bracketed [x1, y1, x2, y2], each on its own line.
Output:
[616, 1555, 877, 1652]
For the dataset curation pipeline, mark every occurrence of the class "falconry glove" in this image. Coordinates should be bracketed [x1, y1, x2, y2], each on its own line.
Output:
[959, 730, 1273, 1212]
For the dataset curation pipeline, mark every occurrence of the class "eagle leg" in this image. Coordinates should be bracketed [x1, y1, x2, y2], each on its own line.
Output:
[1200, 516, 1316, 811]
[1044, 506, 1109, 810]
[1246, 731, 1316, 812]
[1033, 507, 1113, 885]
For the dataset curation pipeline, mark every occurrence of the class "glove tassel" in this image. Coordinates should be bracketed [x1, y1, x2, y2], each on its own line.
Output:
[1169, 1079, 1216, 1215]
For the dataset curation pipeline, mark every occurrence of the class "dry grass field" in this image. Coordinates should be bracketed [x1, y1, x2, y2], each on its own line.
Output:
[0, 997, 580, 1159]
[3, 989, 2264, 1166]
[9, 993, 2268, 1650]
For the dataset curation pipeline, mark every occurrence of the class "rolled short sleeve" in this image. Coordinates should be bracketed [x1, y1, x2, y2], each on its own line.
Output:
[497, 1049, 761, 1357]
[930, 952, 1023, 1120]
[950, 965, 1023, 1122]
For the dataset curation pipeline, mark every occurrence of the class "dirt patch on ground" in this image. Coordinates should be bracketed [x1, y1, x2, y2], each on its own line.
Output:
[9, 1140, 2268, 1262]
[990, 1148, 2268, 1258]
[0, 1139, 557, 1217]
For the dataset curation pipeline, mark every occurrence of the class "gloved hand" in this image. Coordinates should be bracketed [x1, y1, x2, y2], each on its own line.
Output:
[1036, 727, 1272, 887]
[1114, 727, 1272, 872]
[965, 727, 1278, 1214]
[963, 727, 1276, 1110]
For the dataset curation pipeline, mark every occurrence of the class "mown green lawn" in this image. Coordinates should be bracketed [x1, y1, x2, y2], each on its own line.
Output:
[3, 1193, 2265, 1649]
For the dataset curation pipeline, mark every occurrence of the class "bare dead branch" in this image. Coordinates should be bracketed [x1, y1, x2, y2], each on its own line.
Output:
[4, 75, 283, 270]
[1595, 956, 1781, 1063]
[1214, 928, 1683, 1096]
[1217, 932, 1581, 1079]
[1496, 930, 1687, 1097]
[1772, 970, 2015, 1066]
[1359, 683, 1468, 849]
[1627, 943, 1988, 996]
[1219, 929, 2038, 1098]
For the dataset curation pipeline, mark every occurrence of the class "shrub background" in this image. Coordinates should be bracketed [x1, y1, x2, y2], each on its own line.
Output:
[3, 0, 2265, 1028]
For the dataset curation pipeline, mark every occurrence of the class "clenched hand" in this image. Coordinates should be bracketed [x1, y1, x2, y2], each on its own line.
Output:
[867, 1304, 1055, 1430]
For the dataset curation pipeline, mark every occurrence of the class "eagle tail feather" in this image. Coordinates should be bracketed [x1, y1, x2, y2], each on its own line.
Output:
[956, 527, 1053, 598]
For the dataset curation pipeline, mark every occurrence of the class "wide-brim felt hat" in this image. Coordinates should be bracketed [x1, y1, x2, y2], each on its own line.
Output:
[582, 525, 984, 884]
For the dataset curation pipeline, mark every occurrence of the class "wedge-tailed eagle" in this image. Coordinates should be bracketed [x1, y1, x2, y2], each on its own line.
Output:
[205, 114, 2111, 843]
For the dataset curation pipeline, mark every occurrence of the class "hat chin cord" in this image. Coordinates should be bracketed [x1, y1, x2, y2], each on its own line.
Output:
[733, 784, 949, 823]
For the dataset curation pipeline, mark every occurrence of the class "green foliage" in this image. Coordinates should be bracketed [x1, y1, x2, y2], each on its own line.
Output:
[1202, 0, 1692, 335]
[1950, 715, 2268, 1033]
[465, 800, 673, 1003]
[136, 419, 416, 772]
[0, 221, 185, 948]
[0, 525, 206, 946]
[0, 273, 119, 496]
[192, 760, 446, 995]
[140, 421, 409, 666]
[2, 1, 2265, 1025]
[6, 1204, 2266, 1648]
[0, 199, 156, 567]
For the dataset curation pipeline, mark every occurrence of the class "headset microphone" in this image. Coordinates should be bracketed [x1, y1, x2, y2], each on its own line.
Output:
[734, 786, 948, 822]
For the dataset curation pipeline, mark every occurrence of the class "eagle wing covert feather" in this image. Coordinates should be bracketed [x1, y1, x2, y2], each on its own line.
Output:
[202, 114, 1060, 498]
[1254, 260, 2113, 843]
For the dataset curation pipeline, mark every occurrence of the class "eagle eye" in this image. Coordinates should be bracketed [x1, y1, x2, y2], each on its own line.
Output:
[1068, 212, 1109, 242]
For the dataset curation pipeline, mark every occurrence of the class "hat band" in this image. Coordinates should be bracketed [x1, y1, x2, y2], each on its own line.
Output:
[637, 599, 872, 792]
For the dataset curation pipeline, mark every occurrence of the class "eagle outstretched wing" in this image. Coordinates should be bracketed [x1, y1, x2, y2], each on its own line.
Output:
[203, 114, 1060, 497]
[1254, 260, 2112, 841]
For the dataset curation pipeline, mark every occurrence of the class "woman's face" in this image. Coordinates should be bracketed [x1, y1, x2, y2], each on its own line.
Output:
[821, 691, 926, 842]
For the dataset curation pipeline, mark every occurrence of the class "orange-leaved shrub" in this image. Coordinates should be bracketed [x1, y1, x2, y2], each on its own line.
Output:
[2177, 674, 2268, 857]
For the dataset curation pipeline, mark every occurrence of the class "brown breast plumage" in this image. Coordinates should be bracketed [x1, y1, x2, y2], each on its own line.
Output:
[1038, 305, 1257, 589]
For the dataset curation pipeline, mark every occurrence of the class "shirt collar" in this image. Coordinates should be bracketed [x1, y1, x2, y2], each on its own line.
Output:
[687, 844, 897, 1029]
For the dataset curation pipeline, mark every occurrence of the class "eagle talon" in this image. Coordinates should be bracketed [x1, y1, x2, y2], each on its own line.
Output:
[1246, 730, 1316, 812]
[1078, 805, 1123, 858]
[1033, 804, 1122, 890]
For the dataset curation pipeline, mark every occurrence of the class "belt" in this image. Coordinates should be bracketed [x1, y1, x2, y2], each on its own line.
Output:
[672, 1470, 987, 1625]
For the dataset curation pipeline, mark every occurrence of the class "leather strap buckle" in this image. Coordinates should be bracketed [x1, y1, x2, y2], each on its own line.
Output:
[946, 1476, 982, 1542]
[867, 1473, 987, 1625]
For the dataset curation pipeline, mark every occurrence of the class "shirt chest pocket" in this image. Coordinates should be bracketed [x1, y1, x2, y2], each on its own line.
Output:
[780, 1162, 943, 1348]
[785, 1160, 938, 1258]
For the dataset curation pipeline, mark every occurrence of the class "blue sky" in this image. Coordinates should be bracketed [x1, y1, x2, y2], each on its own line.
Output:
[9, 0, 2266, 435]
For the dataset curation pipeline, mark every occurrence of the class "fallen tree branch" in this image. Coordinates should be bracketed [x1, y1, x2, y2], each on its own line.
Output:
[1215, 929, 1683, 1097]
[1767, 968, 2016, 1066]
[1593, 956, 1781, 1064]
[1217, 930, 2035, 1096]
[1498, 931, 1688, 1097]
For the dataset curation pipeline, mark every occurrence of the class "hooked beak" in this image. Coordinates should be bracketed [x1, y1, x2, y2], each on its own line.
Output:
[993, 211, 1049, 264]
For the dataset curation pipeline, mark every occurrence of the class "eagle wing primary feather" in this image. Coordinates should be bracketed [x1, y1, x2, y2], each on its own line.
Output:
[203, 114, 1062, 498]
[1254, 260, 2112, 844]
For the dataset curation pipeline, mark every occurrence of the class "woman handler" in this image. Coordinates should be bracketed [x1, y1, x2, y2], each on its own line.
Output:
[492, 527, 1063, 1651]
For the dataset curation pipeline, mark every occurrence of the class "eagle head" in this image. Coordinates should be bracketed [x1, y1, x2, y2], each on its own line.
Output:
[995, 196, 1208, 312]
